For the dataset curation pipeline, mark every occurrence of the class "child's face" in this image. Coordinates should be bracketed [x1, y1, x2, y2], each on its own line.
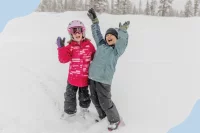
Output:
[106, 34, 117, 45]
[72, 32, 83, 42]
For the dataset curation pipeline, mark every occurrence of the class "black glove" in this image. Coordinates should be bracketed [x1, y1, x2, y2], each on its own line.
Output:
[119, 21, 130, 31]
[87, 8, 99, 24]
[57, 37, 65, 48]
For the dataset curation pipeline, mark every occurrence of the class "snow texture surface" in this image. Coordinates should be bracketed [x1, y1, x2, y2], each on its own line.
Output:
[0, 11, 200, 133]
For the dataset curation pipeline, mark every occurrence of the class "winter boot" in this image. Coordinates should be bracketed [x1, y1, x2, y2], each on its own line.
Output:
[60, 112, 75, 120]
[108, 121, 120, 131]
[79, 108, 89, 118]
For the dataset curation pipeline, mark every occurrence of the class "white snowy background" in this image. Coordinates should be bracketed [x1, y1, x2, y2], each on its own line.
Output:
[0, 12, 200, 133]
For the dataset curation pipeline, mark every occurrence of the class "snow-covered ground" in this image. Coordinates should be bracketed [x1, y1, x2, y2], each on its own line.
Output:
[0, 11, 200, 133]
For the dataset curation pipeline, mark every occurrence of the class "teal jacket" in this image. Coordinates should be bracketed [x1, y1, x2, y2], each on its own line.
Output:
[89, 23, 129, 85]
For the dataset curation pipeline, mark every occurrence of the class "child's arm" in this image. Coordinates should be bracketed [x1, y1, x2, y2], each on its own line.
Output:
[91, 23, 104, 46]
[114, 21, 130, 57]
[57, 45, 72, 63]
[87, 8, 105, 46]
[114, 29, 129, 56]
[56, 37, 72, 63]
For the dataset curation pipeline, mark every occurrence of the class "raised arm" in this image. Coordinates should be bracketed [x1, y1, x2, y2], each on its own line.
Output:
[114, 21, 130, 57]
[91, 23, 105, 46]
[114, 29, 129, 56]
[87, 8, 105, 46]
[58, 45, 72, 63]
[56, 37, 72, 63]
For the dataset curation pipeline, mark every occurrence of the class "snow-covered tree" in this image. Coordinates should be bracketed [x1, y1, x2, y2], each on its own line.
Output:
[133, 5, 138, 14]
[150, 0, 157, 15]
[168, 7, 176, 16]
[175, 10, 179, 17]
[194, 0, 199, 16]
[106, 0, 110, 13]
[139, 0, 144, 14]
[122, 0, 133, 14]
[76, 0, 84, 11]
[36, 0, 64, 12]
[112, 0, 123, 14]
[56, 0, 64, 12]
[158, 0, 173, 16]
[64, 0, 68, 11]
[199, 9, 200, 16]
[111, 0, 114, 13]
[179, 10, 185, 17]
[90, 0, 95, 9]
[37, 0, 52, 12]
[112, 0, 132, 14]
[185, 0, 193, 17]
[145, 0, 151, 15]
[93, 0, 109, 13]
[67, 0, 77, 11]
[85, 0, 91, 10]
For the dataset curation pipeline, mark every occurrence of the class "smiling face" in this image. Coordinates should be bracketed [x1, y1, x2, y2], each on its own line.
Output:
[70, 27, 84, 42]
[106, 34, 117, 45]
[72, 32, 83, 42]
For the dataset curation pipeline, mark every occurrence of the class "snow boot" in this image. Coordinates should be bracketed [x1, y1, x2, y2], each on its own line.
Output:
[60, 112, 75, 120]
[79, 108, 89, 119]
[108, 121, 120, 131]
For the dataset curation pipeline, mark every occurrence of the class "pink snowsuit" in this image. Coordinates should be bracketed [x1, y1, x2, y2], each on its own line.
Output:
[58, 39, 96, 87]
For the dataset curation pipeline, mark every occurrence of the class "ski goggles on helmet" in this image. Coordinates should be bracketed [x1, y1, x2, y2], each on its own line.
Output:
[68, 27, 83, 34]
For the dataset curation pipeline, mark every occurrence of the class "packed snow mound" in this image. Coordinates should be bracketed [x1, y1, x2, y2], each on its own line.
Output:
[0, 11, 200, 133]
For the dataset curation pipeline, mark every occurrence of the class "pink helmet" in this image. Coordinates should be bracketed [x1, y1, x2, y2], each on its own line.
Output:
[67, 20, 86, 37]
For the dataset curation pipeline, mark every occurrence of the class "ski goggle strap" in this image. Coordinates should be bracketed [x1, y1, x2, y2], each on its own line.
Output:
[68, 27, 83, 34]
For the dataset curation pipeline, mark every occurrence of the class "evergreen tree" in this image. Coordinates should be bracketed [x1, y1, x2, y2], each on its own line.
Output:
[199, 8, 200, 16]
[150, 0, 157, 15]
[158, 0, 173, 16]
[111, 0, 114, 13]
[179, 10, 185, 17]
[64, 0, 68, 11]
[175, 10, 180, 17]
[184, 0, 193, 17]
[133, 5, 138, 14]
[93, 0, 109, 13]
[139, 0, 143, 14]
[122, 0, 133, 14]
[76, 0, 84, 11]
[194, 0, 199, 16]
[70, 0, 77, 11]
[113, 0, 123, 14]
[56, 0, 64, 12]
[37, 0, 60, 12]
[85, 0, 91, 10]
[106, 0, 110, 13]
[168, 7, 176, 16]
[145, 0, 151, 15]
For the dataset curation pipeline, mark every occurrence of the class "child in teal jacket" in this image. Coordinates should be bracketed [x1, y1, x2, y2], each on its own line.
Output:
[87, 8, 130, 131]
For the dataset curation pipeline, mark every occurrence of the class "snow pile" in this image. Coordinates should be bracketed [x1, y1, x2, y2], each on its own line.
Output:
[0, 11, 200, 133]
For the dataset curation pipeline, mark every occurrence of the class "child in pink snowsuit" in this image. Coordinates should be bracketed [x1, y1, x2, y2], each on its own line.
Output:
[56, 20, 96, 118]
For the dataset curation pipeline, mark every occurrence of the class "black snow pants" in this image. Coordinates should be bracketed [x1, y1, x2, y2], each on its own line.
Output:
[89, 79, 120, 123]
[64, 83, 91, 114]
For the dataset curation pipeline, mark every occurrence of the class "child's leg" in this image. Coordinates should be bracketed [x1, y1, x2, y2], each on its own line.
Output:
[96, 82, 120, 124]
[89, 79, 106, 119]
[64, 83, 78, 114]
[78, 86, 91, 109]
